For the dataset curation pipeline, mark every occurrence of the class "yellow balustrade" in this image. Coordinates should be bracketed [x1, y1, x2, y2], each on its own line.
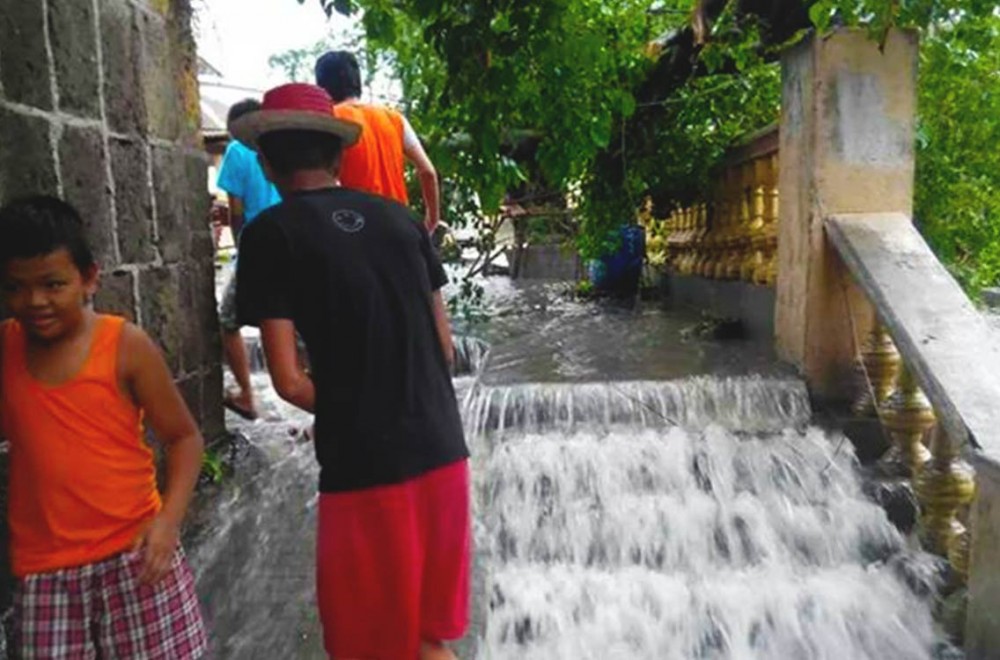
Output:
[660, 138, 780, 285]
[879, 366, 934, 478]
[851, 323, 901, 416]
[724, 190, 750, 280]
[915, 428, 976, 557]
[741, 186, 766, 281]
[760, 186, 779, 286]
[949, 524, 972, 583]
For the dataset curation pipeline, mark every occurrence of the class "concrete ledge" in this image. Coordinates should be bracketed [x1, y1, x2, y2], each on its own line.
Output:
[826, 213, 1000, 461]
[661, 274, 776, 341]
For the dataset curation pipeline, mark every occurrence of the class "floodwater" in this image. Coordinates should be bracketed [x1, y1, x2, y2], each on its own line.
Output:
[190, 273, 952, 659]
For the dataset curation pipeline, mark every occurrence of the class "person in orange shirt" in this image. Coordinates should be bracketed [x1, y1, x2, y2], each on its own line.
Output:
[315, 50, 442, 232]
[0, 196, 207, 658]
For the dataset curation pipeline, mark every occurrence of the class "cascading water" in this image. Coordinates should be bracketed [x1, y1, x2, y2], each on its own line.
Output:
[187, 373, 325, 659]
[465, 377, 948, 659]
[192, 275, 951, 658]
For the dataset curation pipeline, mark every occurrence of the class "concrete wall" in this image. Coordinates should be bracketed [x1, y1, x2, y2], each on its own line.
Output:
[775, 29, 918, 401]
[0, 0, 222, 435]
[0, 0, 222, 631]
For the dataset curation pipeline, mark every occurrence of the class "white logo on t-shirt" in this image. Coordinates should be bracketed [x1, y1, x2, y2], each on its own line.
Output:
[331, 209, 365, 233]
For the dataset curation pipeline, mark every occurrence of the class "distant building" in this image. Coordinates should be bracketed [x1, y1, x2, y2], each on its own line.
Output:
[198, 56, 264, 197]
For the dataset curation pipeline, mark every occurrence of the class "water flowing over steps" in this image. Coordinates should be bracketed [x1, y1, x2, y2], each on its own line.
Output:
[464, 376, 950, 659]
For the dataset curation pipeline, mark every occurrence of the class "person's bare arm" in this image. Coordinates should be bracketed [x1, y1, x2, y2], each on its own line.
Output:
[121, 323, 204, 585]
[260, 319, 315, 412]
[228, 194, 246, 240]
[404, 140, 440, 233]
[432, 291, 455, 371]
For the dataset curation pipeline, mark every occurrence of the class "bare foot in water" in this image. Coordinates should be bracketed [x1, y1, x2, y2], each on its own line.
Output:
[223, 389, 258, 421]
[419, 640, 457, 660]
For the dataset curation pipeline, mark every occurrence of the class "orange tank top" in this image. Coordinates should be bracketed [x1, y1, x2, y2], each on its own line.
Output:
[332, 102, 410, 205]
[0, 315, 161, 576]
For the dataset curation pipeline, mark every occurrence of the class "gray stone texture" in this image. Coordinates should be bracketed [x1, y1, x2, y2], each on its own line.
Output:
[176, 375, 203, 430]
[0, 107, 58, 204]
[981, 287, 1000, 310]
[47, 0, 101, 118]
[0, 0, 53, 110]
[110, 138, 156, 263]
[99, 0, 146, 136]
[151, 146, 189, 263]
[199, 366, 226, 439]
[139, 265, 183, 373]
[138, 11, 182, 142]
[59, 124, 116, 266]
[662, 274, 776, 342]
[181, 260, 221, 372]
[94, 268, 136, 322]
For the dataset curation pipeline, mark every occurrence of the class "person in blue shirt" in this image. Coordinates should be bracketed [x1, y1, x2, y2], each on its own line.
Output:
[216, 99, 282, 420]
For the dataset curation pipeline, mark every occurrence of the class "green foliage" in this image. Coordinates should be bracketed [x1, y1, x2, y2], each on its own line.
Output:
[201, 446, 226, 484]
[914, 10, 1000, 294]
[287, 0, 1000, 295]
[268, 40, 331, 82]
[336, 0, 783, 261]
[297, 0, 669, 261]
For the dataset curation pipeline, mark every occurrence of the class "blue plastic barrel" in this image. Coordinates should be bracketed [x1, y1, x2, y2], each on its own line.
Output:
[589, 224, 645, 295]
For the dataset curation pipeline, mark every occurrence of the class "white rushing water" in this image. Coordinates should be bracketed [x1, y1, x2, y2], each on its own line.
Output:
[466, 377, 943, 660]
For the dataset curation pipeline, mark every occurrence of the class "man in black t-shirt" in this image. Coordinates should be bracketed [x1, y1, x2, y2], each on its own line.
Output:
[232, 83, 470, 660]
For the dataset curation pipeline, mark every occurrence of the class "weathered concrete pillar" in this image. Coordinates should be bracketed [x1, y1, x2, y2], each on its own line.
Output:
[775, 28, 918, 400]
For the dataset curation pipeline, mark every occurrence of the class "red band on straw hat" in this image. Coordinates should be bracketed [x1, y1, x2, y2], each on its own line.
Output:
[261, 83, 336, 114]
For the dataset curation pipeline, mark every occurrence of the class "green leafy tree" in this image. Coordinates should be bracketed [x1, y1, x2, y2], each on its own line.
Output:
[290, 0, 1000, 295]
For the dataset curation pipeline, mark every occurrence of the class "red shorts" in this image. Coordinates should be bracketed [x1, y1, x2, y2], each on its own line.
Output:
[316, 459, 471, 659]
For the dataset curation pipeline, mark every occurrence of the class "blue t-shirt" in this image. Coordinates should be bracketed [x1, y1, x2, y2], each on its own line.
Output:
[216, 141, 281, 224]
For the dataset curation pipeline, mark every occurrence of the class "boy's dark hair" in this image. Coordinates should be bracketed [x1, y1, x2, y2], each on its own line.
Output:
[258, 129, 344, 178]
[0, 195, 95, 272]
[227, 98, 262, 130]
[314, 51, 362, 103]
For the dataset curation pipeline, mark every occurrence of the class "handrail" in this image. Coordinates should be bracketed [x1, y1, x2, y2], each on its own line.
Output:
[825, 212, 1000, 475]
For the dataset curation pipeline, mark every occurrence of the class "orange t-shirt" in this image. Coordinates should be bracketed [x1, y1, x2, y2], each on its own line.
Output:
[332, 102, 410, 205]
[0, 315, 161, 576]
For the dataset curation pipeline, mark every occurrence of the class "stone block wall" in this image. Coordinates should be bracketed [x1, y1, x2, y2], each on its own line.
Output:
[0, 0, 223, 438]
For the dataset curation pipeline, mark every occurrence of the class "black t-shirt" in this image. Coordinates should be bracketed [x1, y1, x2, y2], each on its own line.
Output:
[236, 187, 468, 493]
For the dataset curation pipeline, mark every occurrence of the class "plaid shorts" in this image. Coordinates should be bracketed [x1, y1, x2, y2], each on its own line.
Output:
[14, 547, 207, 659]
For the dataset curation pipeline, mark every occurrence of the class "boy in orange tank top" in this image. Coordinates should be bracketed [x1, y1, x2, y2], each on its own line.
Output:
[0, 196, 208, 658]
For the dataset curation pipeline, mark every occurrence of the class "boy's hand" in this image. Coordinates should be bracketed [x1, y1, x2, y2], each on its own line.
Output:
[132, 514, 180, 585]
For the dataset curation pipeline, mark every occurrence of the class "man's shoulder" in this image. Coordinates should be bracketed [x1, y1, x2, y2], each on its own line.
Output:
[336, 188, 417, 223]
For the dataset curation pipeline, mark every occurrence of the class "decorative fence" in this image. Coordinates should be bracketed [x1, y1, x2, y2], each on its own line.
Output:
[642, 127, 779, 286]
[852, 321, 976, 583]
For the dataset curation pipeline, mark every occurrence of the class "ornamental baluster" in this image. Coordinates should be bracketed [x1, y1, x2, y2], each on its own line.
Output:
[851, 323, 901, 417]
[915, 427, 976, 557]
[879, 366, 934, 478]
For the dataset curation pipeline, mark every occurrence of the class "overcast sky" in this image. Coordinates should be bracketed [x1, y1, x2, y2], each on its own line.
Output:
[194, 0, 356, 90]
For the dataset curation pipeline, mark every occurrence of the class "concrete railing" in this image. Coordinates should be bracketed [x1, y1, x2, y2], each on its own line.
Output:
[826, 212, 1000, 655]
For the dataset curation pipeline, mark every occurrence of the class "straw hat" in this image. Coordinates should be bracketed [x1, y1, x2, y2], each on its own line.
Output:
[230, 83, 361, 148]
